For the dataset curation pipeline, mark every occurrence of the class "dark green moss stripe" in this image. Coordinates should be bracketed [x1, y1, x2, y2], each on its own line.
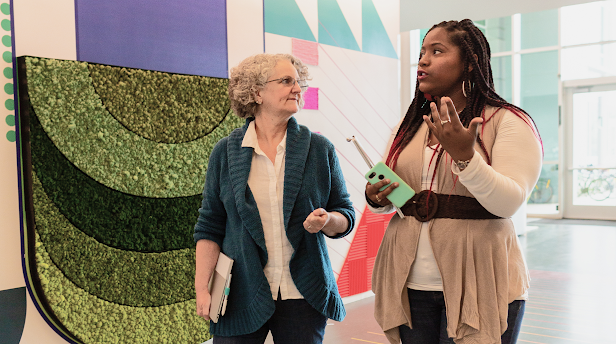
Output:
[34, 233, 208, 342]
[33, 173, 196, 307]
[30, 109, 199, 252]
[25, 57, 244, 198]
[89, 63, 230, 144]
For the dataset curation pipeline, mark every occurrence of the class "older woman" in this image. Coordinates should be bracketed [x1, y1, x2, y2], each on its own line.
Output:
[194, 53, 355, 344]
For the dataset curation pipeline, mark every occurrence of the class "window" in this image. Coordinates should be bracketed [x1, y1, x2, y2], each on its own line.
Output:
[521, 9, 559, 49]
[561, 1, 616, 46]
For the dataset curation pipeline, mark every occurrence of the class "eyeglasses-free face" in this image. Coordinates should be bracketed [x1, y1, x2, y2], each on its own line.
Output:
[417, 27, 466, 100]
[265, 76, 309, 91]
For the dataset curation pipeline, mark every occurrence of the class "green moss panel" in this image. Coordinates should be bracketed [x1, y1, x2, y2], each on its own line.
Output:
[32, 173, 195, 307]
[30, 109, 198, 252]
[89, 63, 230, 144]
[34, 233, 210, 343]
[25, 57, 244, 198]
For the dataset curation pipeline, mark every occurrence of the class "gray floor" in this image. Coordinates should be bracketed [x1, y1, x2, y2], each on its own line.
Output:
[267, 218, 616, 344]
[515, 218, 616, 344]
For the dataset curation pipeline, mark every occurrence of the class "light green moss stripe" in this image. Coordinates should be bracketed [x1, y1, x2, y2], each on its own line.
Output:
[33, 172, 195, 307]
[26, 57, 243, 198]
[34, 233, 210, 343]
[89, 64, 230, 144]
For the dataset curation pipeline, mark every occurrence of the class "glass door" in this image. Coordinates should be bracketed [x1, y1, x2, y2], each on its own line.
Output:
[563, 79, 616, 220]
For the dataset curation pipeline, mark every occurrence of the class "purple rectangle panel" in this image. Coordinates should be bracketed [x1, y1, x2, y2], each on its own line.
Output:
[302, 87, 318, 110]
[75, 0, 228, 78]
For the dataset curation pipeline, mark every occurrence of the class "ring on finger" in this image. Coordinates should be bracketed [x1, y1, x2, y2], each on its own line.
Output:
[307, 224, 312, 229]
[375, 195, 381, 202]
[441, 119, 451, 125]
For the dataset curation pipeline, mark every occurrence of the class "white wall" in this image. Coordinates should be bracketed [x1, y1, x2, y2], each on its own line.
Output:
[13, 0, 76, 59]
[263, 0, 401, 277]
[400, 0, 598, 31]
[226, 0, 264, 72]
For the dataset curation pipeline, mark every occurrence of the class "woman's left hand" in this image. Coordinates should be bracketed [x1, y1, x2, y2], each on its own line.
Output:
[303, 208, 330, 234]
[423, 97, 483, 162]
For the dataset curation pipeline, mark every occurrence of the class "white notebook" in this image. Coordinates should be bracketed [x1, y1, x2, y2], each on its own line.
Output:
[208, 252, 234, 323]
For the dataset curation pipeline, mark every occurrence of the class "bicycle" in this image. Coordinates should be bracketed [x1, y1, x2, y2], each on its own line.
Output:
[529, 178, 553, 204]
[577, 168, 615, 201]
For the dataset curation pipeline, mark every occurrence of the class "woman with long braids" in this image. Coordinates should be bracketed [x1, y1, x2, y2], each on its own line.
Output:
[367, 20, 542, 344]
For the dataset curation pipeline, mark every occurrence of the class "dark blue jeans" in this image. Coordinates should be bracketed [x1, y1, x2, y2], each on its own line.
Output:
[213, 298, 327, 344]
[399, 289, 525, 344]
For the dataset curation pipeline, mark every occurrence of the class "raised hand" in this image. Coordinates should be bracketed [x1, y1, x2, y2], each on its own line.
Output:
[422, 97, 482, 162]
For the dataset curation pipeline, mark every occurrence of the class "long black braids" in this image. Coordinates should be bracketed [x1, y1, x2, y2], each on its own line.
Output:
[386, 19, 542, 169]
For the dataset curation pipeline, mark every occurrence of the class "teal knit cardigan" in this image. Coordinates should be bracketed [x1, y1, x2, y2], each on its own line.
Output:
[194, 117, 356, 337]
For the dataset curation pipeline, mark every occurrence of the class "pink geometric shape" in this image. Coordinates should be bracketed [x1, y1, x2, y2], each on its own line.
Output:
[303, 87, 319, 110]
[337, 205, 395, 298]
[292, 38, 318, 65]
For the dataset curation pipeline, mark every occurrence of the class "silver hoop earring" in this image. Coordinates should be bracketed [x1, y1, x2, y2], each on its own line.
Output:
[462, 80, 467, 98]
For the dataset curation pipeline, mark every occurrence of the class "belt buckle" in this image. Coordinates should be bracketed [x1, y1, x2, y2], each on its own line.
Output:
[410, 190, 439, 222]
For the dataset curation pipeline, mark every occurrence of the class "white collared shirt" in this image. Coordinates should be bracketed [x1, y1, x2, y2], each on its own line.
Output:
[241, 121, 303, 300]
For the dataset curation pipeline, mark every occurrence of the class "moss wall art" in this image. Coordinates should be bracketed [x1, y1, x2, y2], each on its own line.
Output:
[17, 56, 244, 343]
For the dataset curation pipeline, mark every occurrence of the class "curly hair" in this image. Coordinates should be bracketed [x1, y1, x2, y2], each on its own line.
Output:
[228, 53, 310, 119]
[385, 19, 542, 169]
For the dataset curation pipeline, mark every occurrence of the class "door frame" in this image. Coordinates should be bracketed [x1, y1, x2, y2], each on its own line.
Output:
[562, 76, 616, 220]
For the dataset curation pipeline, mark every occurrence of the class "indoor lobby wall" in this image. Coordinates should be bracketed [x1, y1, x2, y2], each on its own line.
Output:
[0, 0, 400, 342]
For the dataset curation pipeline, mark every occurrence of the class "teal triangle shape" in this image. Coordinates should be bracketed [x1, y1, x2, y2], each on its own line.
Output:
[318, 0, 360, 51]
[362, 0, 398, 59]
[264, 0, 316, 42]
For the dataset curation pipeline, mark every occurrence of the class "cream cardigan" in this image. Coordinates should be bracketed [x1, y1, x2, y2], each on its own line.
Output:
[371, 106, 542, 344]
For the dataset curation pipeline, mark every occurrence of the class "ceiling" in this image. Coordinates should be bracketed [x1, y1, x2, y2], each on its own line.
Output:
[400, 0, 599, 31]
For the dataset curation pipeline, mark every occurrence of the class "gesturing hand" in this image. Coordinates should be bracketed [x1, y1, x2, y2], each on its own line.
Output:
[303, 208, 331, 233]
[422, 97, 482, 162]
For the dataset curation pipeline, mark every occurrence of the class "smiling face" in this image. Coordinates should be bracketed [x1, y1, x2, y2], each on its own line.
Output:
[257, 59, 303, 117]
[417, 27, 467, 99]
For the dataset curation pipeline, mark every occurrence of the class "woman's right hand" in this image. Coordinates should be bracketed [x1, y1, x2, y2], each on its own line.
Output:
[366, 179, 399, 206]
[196, 290, 212, 321]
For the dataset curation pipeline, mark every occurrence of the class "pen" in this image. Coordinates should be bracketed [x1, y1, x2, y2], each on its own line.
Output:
[347, 136, 406, 218]
[221, 274, 232, 316]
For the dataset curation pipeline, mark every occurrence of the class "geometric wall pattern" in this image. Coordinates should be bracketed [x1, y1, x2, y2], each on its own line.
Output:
[0, 2, 23, 342]
[265, 0, 401, 298]
[2, 1, 400, 342]
[264, 0, 398, 297]
[318, 0, 361, 52]
[265, 0, 397, 59]
[303, 87, 319, 110]
[336, 207, 394, 297]
[362, 0, 398, 59]
[75, 0, 229, 78]
[2, 1, 14, 143]
[292, 38, 318, 65]
[264, 0, 316, 42]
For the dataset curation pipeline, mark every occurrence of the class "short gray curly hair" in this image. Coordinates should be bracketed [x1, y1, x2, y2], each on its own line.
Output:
[228, 53, 310, 119]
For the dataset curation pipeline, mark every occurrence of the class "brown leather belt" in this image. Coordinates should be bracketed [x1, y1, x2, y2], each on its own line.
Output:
[400, 190, 503, 222]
